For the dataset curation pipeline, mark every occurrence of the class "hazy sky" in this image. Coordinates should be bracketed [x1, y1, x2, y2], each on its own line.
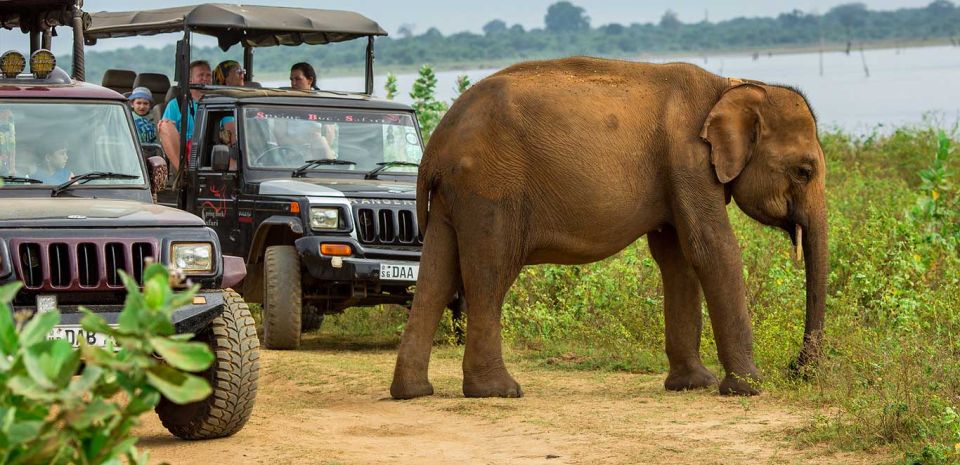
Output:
[0, 0, 936, 53]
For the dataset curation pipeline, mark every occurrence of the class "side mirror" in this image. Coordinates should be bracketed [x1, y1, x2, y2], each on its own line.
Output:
[146, 156, 168, 198]
[211, 144, 235, 172]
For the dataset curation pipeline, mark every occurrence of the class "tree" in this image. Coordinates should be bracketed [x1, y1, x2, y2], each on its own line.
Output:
[422, 27, 444, 39]
[600, 23, 625, 35]
[660, 9, 682, 29]
[826, 3, 867, 44]
[483, 19, 508, 35]
[545, 1, 590, 33]
[509, 24, 526, 34]
[397, 23, 415, 39]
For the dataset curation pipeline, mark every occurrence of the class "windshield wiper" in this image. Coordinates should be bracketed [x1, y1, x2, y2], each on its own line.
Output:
[51, 172, 139, 197]
[1, 175, 43, 184]
[364, 161, 420, 180]
[291, 159, 357, 178]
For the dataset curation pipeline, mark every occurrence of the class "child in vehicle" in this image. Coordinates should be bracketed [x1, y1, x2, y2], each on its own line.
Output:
[128, 87, 157, 144]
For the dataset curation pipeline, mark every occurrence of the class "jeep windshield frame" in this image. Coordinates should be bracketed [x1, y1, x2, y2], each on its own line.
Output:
[240, 105, 423, 177]
[0, 99, 149, 199]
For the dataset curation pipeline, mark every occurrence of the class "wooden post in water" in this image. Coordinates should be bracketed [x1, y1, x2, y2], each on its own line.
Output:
[859, 44, 870, 78]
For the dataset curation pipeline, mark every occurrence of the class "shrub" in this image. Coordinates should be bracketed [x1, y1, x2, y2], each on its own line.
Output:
[0, 264, 214, 465]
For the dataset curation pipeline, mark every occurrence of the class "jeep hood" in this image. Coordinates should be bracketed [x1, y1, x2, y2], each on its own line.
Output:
[0, 198, 204, 228]
[259, 178, 416, 198]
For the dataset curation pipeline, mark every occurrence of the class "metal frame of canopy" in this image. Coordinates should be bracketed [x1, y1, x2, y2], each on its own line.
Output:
[84, 4, 389, 202]
[0, 0, 88, 80]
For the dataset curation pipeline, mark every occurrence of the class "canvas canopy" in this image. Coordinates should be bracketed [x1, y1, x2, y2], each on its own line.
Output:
[85, 4, 388, 51]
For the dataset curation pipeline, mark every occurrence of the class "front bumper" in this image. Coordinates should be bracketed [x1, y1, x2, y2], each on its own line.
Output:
[12, 290, 226, 334]
[295, 236, 420, 284]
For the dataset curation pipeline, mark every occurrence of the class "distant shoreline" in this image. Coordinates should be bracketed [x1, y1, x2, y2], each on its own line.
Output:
[249, 37, 958, 82]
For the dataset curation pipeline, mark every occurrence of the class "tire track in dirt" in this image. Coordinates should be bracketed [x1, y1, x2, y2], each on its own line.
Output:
[134, 341, 894, 465]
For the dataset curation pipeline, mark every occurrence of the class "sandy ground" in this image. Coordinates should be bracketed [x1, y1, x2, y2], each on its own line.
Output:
[134, 335, 893, 465]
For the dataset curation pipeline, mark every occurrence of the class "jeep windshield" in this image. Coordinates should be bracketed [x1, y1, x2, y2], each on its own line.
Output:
[242, 107, 422, 174]
[0, 101, 144, 187]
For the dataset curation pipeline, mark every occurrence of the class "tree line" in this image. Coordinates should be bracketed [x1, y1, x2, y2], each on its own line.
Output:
[78, 1, 960, 84]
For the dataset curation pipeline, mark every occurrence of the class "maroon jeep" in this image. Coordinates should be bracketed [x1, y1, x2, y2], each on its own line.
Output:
[0, 4, 260, 439]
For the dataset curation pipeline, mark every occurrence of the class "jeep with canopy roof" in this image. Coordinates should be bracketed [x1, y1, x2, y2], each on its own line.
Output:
[85, 4, 437, 350]
[0, 0, 259, 440]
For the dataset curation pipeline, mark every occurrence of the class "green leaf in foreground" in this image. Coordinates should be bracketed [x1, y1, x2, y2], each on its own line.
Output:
[146, 364, 212, 404]
[149, 336, 213, 372]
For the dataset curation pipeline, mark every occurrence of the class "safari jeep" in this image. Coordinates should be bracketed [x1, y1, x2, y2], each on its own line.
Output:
[0, 16, 260, 439]
[86, 4, 428, 350]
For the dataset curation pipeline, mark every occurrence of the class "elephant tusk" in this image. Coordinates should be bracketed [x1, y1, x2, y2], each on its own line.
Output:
[793, 224, 804, 262]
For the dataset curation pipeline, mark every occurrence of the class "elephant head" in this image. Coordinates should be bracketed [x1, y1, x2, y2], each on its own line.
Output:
[700, 80, 828, 371]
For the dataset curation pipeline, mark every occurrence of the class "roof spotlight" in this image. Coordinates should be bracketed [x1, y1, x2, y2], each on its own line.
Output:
[0, 50, 26, 79]
[30, 50, 56, 79]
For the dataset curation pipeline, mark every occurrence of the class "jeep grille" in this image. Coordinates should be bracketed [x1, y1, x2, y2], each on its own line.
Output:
[354, 206, 423, 246]
[13, 240, 157, 291]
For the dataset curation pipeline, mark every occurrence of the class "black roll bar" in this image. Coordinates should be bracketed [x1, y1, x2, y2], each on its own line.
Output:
[365, 36, 375, 95]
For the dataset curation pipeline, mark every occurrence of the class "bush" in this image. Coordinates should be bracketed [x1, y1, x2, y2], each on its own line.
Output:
[0, 264, 214, 465]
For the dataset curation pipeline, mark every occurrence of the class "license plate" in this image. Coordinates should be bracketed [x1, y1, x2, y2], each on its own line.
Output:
[47, 325, 115, 348]
[379, 263, 419, 282]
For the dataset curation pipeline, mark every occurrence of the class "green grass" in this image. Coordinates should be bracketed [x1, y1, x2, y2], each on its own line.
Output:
[309, 123, 960, 464]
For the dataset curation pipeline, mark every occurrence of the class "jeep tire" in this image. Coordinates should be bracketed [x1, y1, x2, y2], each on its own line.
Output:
[262, 245, 302, 349]
[156, 289, 260, 440]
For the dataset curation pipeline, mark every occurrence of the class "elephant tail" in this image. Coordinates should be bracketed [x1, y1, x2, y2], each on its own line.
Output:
[416, 160, 439, 235]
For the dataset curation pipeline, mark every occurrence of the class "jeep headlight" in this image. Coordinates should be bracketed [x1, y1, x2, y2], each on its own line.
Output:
[310, 207, 340, 230]
[171, 243, 213, 273]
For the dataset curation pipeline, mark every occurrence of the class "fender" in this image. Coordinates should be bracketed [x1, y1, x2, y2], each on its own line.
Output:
[247, 215, 304, 264]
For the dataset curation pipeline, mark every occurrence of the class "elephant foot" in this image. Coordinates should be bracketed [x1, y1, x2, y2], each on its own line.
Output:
[390, 377, 434, 400]
[664, 365, 718, 391]
[719, 372, 761, 396]
[463, 371, 523, 398]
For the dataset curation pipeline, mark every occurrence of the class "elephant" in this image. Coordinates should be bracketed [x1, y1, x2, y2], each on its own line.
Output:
[391, 56, 827, 399]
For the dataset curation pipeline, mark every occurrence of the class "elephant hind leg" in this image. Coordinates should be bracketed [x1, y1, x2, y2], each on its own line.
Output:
[457, 219, 525, 398]
[391, 219, 461, 400]
[648, 227, 719, 391]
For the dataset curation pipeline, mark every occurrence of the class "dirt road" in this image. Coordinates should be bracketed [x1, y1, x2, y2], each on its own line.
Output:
[135, 335, 892, 465]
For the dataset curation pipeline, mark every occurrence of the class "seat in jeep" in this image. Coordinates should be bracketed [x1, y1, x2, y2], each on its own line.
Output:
[101, 69, 136, 95]
[132, 73, 170, 110]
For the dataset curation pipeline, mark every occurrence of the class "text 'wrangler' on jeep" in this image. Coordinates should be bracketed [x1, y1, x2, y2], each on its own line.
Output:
[86, 4, 428, 350]
[0, 0, 259, 440]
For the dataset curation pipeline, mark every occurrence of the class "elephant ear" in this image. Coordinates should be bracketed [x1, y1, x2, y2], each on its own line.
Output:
[699, 83, 767, 183]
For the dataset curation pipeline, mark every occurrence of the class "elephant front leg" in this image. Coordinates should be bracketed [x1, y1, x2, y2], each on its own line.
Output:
[648, 227, 718, 391]
[391, 220, 461, 399]
[676, 218, 761, 395]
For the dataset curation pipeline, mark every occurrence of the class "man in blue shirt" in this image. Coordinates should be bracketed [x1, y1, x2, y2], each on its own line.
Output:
[158, 60, 212, 172]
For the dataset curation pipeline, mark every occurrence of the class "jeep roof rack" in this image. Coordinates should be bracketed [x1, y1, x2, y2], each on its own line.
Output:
[0, 0, 88, 80]
[85, 4, 387, 93]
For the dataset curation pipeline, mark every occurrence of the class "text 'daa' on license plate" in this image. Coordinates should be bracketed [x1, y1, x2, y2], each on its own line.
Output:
[48, 325, 114, 348]
[379, 263, 419, 281]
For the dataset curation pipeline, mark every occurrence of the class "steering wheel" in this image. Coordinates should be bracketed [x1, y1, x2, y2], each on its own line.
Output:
[252, 145, 308, 167]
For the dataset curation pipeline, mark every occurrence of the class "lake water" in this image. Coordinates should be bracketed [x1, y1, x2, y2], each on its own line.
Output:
[268, 45, 960, 135]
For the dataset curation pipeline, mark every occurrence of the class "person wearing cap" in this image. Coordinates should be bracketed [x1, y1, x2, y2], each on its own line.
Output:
[128, 86, 157, 144]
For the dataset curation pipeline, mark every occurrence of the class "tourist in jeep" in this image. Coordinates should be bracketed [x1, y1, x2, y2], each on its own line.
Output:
[289, 62, 320, 91]
[128, 87, 157, 144]
[158, 59, 211, 171]
[214, 60, 245, 87]
[34, 143, 74, 184]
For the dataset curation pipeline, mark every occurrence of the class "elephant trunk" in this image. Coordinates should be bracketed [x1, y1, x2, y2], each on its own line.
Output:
[795, 209, 828, 371]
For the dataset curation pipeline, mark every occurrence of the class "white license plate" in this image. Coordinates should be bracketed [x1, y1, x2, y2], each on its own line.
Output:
[47, 325, 115, 348]
[379, 263, 419, 282]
